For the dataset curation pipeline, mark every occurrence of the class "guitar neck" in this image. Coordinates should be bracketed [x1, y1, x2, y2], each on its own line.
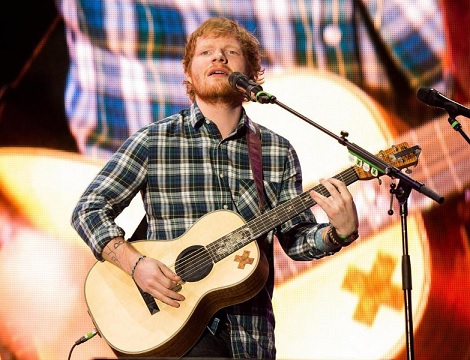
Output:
[252, 167, 360, 236]
[207, 167, 360, 262]
[207, 142, 419, 262]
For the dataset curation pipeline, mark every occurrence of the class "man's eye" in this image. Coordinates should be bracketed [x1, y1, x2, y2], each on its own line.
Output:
[201, 50, 212, 55]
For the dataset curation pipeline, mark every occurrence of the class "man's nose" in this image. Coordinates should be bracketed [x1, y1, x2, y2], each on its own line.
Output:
[212, 50, 227, 62]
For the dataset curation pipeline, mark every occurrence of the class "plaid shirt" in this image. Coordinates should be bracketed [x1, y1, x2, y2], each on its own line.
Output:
[57, 0, 446, 157]
[72, 103, 339, 358]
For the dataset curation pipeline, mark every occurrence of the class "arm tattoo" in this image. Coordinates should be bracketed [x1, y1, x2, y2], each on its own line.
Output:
[113, 239, 126, 249]
[104, 239, 126, 266]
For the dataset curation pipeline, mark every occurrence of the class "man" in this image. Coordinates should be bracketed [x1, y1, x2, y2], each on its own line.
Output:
[72, 17, 359, 358]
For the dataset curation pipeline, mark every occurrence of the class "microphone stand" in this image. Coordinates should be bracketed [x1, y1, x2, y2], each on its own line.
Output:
[255, 91, 444, 360]
[392, 180, 415, 360]
[446, 109, 470, 145]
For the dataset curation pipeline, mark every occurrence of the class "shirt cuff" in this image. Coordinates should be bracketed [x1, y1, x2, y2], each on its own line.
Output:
[307, 223, 341, 254]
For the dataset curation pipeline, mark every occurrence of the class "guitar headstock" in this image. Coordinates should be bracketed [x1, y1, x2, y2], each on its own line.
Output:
[354, 142, 421, 181]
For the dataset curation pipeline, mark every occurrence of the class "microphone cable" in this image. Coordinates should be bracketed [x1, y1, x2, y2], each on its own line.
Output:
[67, 328, 98, 360]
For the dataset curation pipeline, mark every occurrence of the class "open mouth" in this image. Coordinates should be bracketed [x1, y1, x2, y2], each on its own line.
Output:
[208, 69, 229, 76]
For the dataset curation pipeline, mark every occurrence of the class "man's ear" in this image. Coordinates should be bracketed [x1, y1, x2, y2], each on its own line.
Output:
[184, 67, 192, 82]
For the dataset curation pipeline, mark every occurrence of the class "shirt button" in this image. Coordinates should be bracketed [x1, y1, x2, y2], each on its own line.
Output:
[223, 204, 228, 209]
[219, 173, 224, 178]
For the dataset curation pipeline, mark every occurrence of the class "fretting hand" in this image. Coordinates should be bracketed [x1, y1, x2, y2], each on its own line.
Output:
[309, 178, 359, 237]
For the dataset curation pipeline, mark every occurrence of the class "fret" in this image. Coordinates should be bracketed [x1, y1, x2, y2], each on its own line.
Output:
[335, 169, 349, 184]
[206, 243, 217, 261]
[207, 171, 356, 263]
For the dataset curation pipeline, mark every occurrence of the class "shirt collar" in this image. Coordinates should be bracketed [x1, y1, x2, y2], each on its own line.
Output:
[189, 102, 254, 135]
[189, 102, 206, 128]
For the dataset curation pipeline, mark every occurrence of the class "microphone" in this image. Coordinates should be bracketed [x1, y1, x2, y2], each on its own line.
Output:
[228, 72, 273, 104]
[417, 87, 470, 118]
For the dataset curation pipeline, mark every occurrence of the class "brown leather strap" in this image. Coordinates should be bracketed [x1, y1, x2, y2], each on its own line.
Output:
[246, 122, 264, 212]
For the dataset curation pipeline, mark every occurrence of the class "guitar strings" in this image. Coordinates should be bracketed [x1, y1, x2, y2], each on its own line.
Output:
[159, 168, 360, 282]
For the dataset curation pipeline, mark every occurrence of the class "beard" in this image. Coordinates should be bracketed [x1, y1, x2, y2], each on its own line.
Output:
[191, 74, 245, 106]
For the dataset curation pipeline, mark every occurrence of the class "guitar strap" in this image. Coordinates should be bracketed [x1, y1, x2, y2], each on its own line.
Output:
[246, 121, 265, 212]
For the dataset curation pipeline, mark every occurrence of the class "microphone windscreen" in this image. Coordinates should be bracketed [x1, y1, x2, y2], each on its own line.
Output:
[416, 87, 438, 106]
[228, 72, 243, 89]
[417, 87, 433, 103]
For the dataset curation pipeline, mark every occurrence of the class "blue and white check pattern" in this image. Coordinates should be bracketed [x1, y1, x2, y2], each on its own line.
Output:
[57, 0, 445, 157]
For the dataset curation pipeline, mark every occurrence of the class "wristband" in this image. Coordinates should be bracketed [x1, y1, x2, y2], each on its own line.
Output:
[131, 255, 146, 279]
[328, 226, 358, 247]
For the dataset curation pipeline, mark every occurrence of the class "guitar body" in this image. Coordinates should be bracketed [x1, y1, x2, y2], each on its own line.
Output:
[84, 210, 269, 358]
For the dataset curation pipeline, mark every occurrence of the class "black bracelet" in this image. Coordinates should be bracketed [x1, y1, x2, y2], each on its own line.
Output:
[328, 226, 358, 247]
[131, 255, 146, 279]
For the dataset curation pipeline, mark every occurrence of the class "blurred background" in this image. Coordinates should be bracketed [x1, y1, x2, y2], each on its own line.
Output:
[1, 1, 469, 359]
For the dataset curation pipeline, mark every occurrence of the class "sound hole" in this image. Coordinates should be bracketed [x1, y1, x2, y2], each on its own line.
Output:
[175, 245, 213, 282]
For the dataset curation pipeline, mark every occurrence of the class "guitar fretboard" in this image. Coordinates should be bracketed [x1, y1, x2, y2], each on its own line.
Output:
[206, 167, 360, 262]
